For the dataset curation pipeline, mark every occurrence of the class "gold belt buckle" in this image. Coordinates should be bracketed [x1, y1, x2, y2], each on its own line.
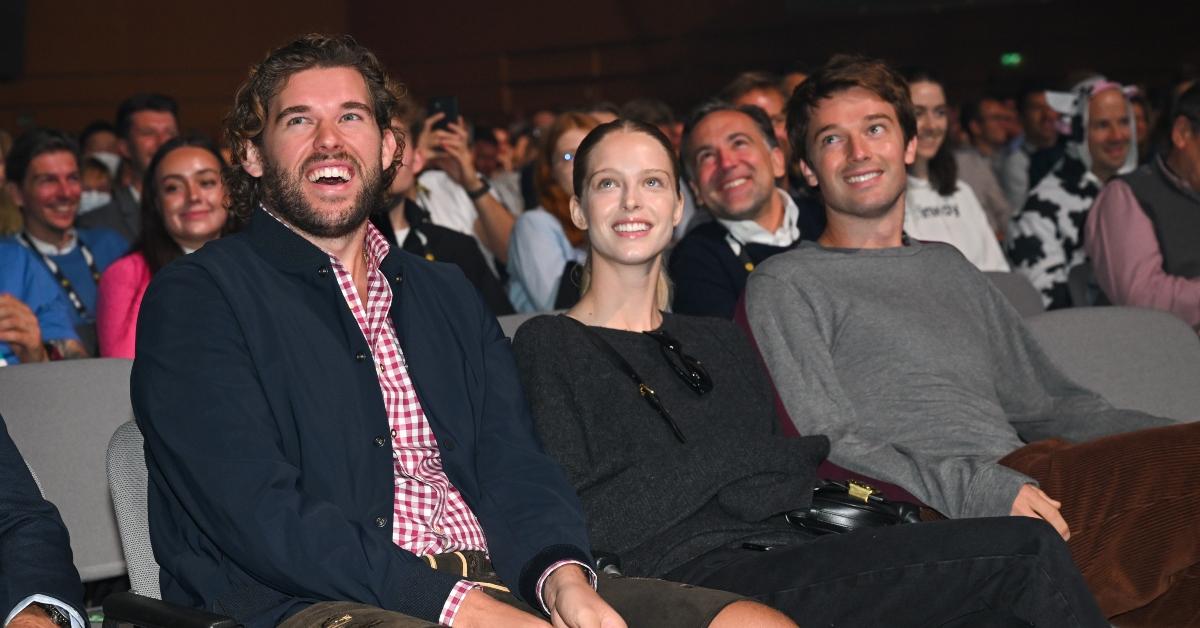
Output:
[322, 614, 353, 628]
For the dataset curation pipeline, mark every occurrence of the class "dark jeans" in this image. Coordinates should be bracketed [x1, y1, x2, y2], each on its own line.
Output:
[665, 517, 1108, 628]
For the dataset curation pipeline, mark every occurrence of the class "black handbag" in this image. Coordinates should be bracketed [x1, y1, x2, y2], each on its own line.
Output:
[785, 479, 923, 535]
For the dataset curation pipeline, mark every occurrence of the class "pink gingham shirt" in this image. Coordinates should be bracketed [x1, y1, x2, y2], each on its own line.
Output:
[330, 223, 486, 625]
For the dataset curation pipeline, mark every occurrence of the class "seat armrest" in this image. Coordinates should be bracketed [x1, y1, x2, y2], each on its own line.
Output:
[102, 591, 239, 628]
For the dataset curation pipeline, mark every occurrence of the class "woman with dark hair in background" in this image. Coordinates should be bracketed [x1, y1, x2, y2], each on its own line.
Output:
[506, 112, 599, 312]
[511, 119, 1107, 627]
[903, 70, 1010, 271]
[96, 137, 234, 358]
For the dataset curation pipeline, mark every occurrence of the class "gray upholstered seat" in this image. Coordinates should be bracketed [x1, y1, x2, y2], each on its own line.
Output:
[107, 420, 160, 598]
[1026, 306, 1200, 422]
[0, 358, 133, 582]
[498, 310, 562, 338]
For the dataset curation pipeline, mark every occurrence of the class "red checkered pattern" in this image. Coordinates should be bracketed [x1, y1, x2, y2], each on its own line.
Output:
[439, 580, 478, 625]
[331, 223, 489, 624]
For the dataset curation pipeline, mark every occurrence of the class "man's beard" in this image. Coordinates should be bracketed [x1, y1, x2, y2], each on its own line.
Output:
[260, 152, 381, 239]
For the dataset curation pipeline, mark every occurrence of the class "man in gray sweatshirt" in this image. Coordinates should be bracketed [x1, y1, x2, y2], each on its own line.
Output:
[746, 54, 1200, 625]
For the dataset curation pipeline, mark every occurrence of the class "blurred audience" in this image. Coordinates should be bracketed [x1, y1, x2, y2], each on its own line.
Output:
[1086, 83, 1200, 331]
[96, 137, 233, 358]
[1008, 77, 1137, 308]
[1130, 91, 1153, 165]
[370, 114, 514, 315]
[0, 130, 20, 235]
[903, 70, 1009, 271]
[955, 96, 1015, 234]
[0, 242, 84, 365]
[1001, 83, 1064, 210]
[78, 93, 180, 242]
[720, 72, 790, 158]
[78, 120, 121, 178]
[78, 156, 114, 217]
[506, 112, 598, 312]
[781, 62, 810, 97]
[3, 129, 127, 355]
[416, 110, 517, 270]
[472, 125, 523, 215]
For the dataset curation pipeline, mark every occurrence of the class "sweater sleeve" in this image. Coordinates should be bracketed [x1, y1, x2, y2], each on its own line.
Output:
[1084, 179, 1200, 330]
[976, 276, 1178, 442]
[745, 270, 1033, 519]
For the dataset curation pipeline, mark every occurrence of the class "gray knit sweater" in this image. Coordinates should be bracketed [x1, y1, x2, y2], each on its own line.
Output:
[512, 313, 829, 578]
[747, 240, 1173, 519]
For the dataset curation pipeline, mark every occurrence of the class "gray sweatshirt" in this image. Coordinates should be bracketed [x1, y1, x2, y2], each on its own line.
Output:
[746, 240, 1172, 519]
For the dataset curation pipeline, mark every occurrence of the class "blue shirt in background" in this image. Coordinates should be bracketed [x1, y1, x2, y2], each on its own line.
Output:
[0, 242, 80, 365]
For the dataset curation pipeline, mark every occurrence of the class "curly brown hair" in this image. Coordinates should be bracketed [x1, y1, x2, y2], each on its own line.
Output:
[223, 33, 405, 219]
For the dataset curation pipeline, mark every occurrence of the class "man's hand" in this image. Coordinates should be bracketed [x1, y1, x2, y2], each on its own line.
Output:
[0, 294, 48, 363]
[543, 566, 625, 628]
[453, 588, 548, 628]
[7, 604, 59, 628]
[1010, 483, 1070, 540]
[425, 114, 483, 193]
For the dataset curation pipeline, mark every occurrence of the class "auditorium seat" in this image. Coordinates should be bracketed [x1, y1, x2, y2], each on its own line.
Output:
[103, 419, 237, 628]
[0, 358, 132, 584]
[1026, 306, 1200, 422]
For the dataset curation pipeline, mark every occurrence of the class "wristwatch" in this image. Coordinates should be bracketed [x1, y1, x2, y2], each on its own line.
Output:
[466, 177, 492, 200]
[33, 603, 71, 628]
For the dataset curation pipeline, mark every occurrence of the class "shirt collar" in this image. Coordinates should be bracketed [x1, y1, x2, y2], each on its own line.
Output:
[24, 229, 78, 256]
[717, 188, 800, 248]
[1156, 154, 1198, 197]
[257, 203, 391, 273]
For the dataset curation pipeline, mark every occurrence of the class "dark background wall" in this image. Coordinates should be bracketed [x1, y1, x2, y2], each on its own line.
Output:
[1, 0, 1196, 140]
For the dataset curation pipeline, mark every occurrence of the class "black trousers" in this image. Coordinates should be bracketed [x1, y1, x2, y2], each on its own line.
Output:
[665, 517, 1108, 628]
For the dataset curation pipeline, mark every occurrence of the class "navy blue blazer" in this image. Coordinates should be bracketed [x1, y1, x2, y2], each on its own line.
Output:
[0, 414, 86, 623]
[131, 208, 592, 628]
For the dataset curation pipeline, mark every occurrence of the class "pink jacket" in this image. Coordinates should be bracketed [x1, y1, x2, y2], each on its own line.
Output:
[96, 252, 151, 358]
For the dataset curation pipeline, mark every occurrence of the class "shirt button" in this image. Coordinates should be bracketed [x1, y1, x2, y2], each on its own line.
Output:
[393, 274, 403, 283]
[375, 517, 387, 528]
[442, 438, 456, 451]
[374, 436, 387, 447]
[317, 266, 330, 277]
[355, 351, 367, 362]
[391, 429, 397, 438]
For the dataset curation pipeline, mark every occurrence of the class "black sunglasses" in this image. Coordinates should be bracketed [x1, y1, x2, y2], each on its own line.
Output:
[643, 330, 713, 395]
